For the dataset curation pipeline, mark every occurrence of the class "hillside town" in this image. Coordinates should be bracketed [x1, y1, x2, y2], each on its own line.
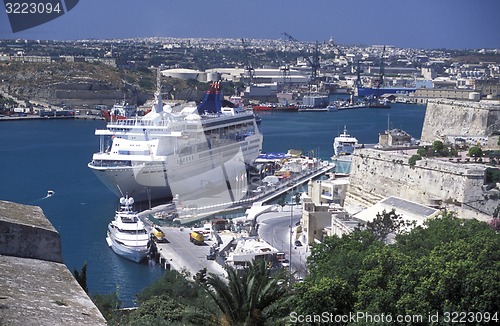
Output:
[0, 37, 499, 114]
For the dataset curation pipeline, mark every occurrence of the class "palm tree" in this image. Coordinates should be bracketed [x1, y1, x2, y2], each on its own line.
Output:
[199, 259, 291, 326]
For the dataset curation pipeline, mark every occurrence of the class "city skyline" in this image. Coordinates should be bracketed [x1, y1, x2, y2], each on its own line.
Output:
[0, 0, 499, 49]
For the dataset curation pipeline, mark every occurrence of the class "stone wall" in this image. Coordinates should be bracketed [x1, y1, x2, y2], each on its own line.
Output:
[0, 200, 62, 263]
[421, 99, 500, 144]
[346, 149, 496, 221]
[0, 200, 107, 325]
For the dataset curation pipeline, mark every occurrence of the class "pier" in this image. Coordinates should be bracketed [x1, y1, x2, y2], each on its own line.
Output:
[139, 159, 335, 275]
[139, 160, 335, 225]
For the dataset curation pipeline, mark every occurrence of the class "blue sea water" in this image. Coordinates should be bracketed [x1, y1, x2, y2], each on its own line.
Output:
[0, 103, 425, 307]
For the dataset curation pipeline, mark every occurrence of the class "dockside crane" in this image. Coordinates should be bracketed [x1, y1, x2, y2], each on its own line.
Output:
[282, 32, 321, 84]
[240, 38, 255, 86]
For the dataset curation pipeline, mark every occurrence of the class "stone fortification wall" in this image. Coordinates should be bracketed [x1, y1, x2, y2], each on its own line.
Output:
[0, 200, 62, 263]
[0, 200, 106, 325]
[420, 99, 500, 145]
[346, 149, 495, 221]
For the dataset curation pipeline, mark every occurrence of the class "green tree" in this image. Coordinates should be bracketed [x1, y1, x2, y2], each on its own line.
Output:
[73, 262, 88, 294]
[359, 214, 500, 316]
[416, 147, 427, 157]
[118, 295, 213, 326]
[276, 196, 286, 212]
[432, 140, 444, 152]
[408, 154, 422, 166]
[468, 145, 483, 158]
[365, 209, 414, 242]
[93, 288, 122, 323]
[290, 277, 354, 320]
[305, 213, 500, 320]
[200, 259, 291, 326]
[307, 230, 382, 287]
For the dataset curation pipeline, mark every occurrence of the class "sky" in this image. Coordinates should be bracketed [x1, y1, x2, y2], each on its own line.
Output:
[0, 0, 499, 49]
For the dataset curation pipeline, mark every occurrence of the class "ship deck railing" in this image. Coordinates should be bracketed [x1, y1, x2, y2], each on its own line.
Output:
[107, 111, 255, 129]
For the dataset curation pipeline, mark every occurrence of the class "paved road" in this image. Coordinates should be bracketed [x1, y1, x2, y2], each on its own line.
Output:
[256, 205, 309, 279]
[155, 227, 226, 278]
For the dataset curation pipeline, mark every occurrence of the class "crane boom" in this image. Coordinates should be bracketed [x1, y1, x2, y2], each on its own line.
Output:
[282, 32, 320, 83]
[240, 38, 254, 85]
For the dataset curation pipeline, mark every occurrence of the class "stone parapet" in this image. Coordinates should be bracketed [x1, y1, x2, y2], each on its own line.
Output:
[347, 149, 495, 221]
[0, 200, 106, 325]
[0, 200, 62, 263]
[421, 99, 500, 145]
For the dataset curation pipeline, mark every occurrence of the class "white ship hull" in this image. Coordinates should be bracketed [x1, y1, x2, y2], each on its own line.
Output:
[89, 80, 263, 203]
[91, 134, 261, 202]
[107, 232, 149, 263]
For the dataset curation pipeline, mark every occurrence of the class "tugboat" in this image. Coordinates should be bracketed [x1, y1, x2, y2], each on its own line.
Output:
[106, 196, 150, 263]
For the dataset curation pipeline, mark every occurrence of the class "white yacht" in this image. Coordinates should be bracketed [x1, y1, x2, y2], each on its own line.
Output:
[106, 196, 150, 263]
[333, 126, 358, 157]
[88, 74, 263, 203]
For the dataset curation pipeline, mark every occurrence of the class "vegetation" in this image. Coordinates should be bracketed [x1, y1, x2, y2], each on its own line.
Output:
[416, 141, 458, 158]
[90, 212, 499, 325]
[408, 154, 422, 166]
[198, 259, 292, 326]
[468, 145, 483, 158]
[298, 213, 500, 323]
[485, 167, 500, 184]
[432, 140, 445, 152]
[72, 262, 88, 294]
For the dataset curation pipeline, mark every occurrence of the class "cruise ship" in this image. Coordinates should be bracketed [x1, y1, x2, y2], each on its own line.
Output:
[88, 77, 263, 203]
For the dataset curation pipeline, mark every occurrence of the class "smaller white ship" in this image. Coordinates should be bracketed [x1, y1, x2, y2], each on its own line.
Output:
[333, 126, 359, 157]
[106, 196, 150, 263]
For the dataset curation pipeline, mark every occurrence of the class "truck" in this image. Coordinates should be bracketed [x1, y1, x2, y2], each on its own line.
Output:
[152, 226, 166, 243]
[189, 231, 204, 245]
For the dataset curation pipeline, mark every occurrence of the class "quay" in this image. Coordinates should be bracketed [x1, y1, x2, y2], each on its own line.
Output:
[139, 160, 335, 225]
[0, 114, 104, 121]
[139, 158, 335, 275]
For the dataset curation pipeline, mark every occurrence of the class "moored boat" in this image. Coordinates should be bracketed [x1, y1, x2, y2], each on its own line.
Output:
[333, 126, 358, 157]
[101, 100, 137, 122]
[106, 196, 151, 263]
[252, 104, 274, 111]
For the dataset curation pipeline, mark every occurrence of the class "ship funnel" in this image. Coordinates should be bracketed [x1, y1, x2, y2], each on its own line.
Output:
[197, 81, 222, 114]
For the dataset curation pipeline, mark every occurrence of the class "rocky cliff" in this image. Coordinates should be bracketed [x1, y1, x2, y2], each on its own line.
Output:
[0, 61, 149, 108]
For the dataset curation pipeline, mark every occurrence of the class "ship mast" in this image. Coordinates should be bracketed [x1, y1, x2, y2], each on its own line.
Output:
[153, 68, 163, 113]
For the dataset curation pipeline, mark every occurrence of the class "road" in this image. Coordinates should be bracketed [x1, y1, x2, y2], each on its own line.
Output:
[155, 227, 226, 278]
[256, 205, 309, 279]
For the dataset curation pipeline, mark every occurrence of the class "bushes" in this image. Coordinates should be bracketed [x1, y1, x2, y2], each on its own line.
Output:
[408, 154, 422, 166]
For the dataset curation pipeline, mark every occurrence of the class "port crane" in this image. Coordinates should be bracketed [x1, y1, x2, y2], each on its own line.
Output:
[240, 38, 255, 86]
[282, 32, 321, 84]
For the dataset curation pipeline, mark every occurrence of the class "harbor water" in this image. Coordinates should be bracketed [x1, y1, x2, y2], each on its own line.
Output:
[0, 103, 425, 306]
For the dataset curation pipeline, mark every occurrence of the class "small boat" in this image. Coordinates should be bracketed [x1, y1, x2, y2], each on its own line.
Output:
[101, 100, 137, 122]
[333, 126, 359, 157]
[106, 196, 150, 263]
[47, 190, 55, 197]
[252, 104, 274, 111]
[326, 104, 338, 112]
[298, 107, 329, 112]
